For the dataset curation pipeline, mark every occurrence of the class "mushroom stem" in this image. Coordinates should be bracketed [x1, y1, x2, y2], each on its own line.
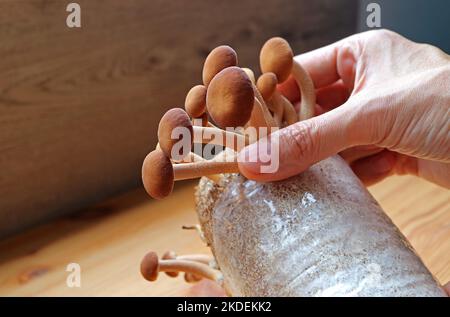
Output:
[174, 160, 239, 181]
[182, 224, 207, 243]
[274, 91, 298, 126]
[161, 251, 215, 278]
[246, 98, 278, 139]
[178, 254, 214, 265]
[193, 126, 248, 152]
[191, 114, 209, 127]
[162, 251, 179, 277]
[174, 155, 222, 183]
[266, 92, 285, 127]
[252, 85, 278, 128]
[173, 151, 204, 163]
[160, 260, 221, 282]
[291, 60, 316, 121]
[141, 252, 223, 284]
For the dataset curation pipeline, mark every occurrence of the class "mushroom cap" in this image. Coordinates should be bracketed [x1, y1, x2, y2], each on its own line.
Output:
[162, 251, 179, 277]
[140, 251, 160, 282]
[260, 37, 293, 83]
[158, 108, 193, 159]
[185, 85, 207, 118]
[206, 66, 254, 128]
[256, 72, 278, 100]
[202, 45, 238, 86]
[142, 149, 174, 200]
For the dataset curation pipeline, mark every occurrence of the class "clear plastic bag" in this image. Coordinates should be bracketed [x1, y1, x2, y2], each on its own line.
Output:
[195, 156, 445, 296]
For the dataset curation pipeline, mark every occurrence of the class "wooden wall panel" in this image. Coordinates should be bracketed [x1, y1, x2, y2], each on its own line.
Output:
[0, 0, 357, 237]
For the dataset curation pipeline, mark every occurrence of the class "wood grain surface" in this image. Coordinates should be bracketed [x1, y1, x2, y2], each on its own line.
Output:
[0, 0, 357, 238]
[0, 175, 448, 296]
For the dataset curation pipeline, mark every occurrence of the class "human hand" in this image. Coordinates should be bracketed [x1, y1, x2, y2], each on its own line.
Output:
[238, 30, 450, 187]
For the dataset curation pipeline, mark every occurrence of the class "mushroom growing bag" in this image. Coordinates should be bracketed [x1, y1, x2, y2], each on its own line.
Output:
[195, 155, 445, 296]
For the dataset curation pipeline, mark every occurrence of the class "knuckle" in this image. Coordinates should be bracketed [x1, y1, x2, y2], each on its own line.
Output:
[364, 29, 397, 42]
[282, 121, 317, 160]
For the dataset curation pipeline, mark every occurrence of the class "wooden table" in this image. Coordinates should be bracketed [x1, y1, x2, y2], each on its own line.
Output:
[0, 176, 448, 296]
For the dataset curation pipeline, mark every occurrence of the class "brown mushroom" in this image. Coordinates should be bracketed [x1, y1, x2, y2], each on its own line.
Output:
[142, 149, 174, 200]
[202, 45, 238, 87]
[142, 149, 239, 200]
[259, 37, 314, 122]
[256, 72, 278, 101]
[158, 108, 194, 159]
[158, 108, 248, 161]
[140, 251, 222, 283]
[185, 85, 207, 118]
[206, 66, 255, 129]
[260, 37, 293, 83]
[256, 72, 298, 126]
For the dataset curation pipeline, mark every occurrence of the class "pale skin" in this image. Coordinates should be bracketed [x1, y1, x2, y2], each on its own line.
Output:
[237, 29, 449, 294]
[238, 29, 449, 188]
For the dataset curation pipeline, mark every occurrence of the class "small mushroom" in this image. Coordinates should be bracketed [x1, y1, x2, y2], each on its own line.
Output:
[142, 149, 174, 200]
[158, 108, 194, 159]
[185, 85, 207, 118]
[256, 72, 278, 101]
[256, 72, 283, 126]
[202, 45, 238, 87]
[259, 37, 315, 122]
[140, 251, 222, 283]
[158, 108, 248, 160]
[260, 37, 293, 83]
[142, 149, 239, 200]
[280, 94, 298, 125]
[257, 72, 298, 126]
[206, 66, 255, 129]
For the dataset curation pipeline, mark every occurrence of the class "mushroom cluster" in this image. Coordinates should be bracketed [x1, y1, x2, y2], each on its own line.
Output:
[142, 37, 315, 201]
[141, 37, 316, 288]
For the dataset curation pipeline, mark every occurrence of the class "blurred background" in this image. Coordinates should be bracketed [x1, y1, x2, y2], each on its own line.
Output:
[1, 0, 449, 238]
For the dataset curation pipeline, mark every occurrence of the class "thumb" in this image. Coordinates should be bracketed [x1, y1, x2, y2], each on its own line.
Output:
[238, 104, 363, 182]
